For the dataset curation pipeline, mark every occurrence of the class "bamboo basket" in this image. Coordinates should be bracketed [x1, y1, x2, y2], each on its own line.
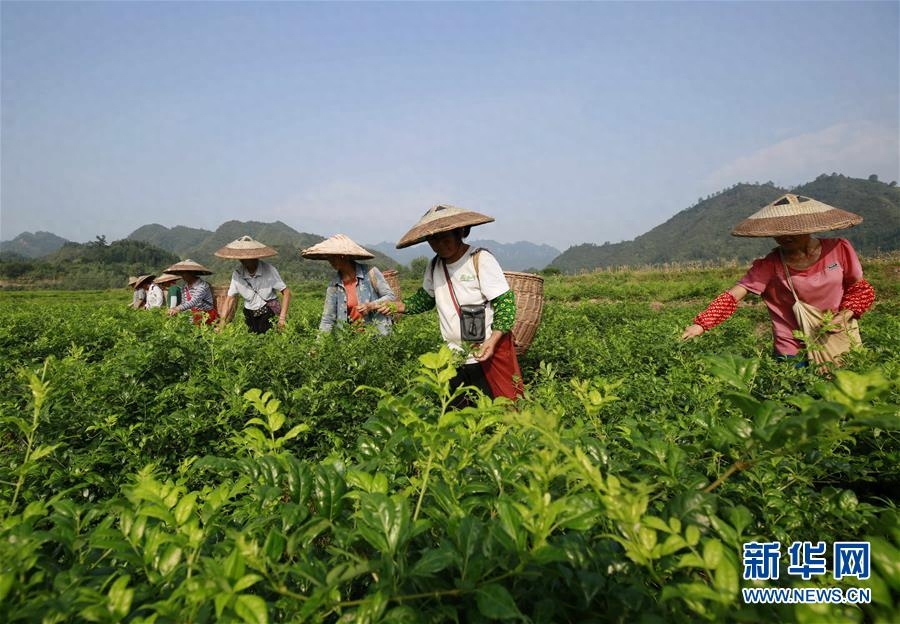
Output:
[381, 269, 401, 301]
[212, 286, 230, 317]
[503, 271, 544, 355]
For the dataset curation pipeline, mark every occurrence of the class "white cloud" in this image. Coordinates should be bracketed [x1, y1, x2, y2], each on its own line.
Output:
[704, 121, 900, 190]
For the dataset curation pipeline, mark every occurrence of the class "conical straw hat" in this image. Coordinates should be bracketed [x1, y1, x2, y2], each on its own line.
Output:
[154, 273, 181, 285]
[731, 194, 863, 237]
[214, 235, 278, 259]
[127, 276, 139, 287]
[134, 274, 156, 288]
[300, 234, 375, 260]
[396, 204, 494, 249]
[164, 259, 213, 275]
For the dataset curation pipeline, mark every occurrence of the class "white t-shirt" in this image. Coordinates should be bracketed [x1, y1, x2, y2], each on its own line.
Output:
[423, 248, 510, 362]
[227, 261, 287, 311]
[146, 284, 164, 308]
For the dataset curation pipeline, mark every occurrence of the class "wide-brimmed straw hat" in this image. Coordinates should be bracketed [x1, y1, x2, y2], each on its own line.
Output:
[214, 235, 278, 260]
[731, 194, 863, 237]
[300, 234, 375, 260]
[127, 276, 139, 287]
[396, 204, 494, 249]
[134, 274, 156, 288]
[164, 259, 213, 275]
[154, 273, 181, 285]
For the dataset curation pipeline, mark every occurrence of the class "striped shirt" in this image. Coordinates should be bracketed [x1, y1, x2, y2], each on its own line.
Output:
[175, 279, 214, 312]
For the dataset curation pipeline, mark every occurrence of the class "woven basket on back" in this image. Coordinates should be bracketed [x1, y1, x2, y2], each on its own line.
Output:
[503, 271, 544, 355]
[381, 269, 401, 301]
[212, 286, 229, 316]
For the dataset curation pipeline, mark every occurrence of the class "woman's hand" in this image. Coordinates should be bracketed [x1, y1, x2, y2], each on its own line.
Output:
[167, 308, 179, 317]
[826, 309, 854, 333]
[473, 331, 503, 361]
[681, 324, 704, 340]
[375, 301, 403, 315]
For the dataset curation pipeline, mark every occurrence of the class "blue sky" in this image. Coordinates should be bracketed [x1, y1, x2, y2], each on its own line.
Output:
[2, 1, 897, 251]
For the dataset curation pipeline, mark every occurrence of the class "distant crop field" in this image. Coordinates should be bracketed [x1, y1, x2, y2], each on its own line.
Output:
[1, 261, 898, 622]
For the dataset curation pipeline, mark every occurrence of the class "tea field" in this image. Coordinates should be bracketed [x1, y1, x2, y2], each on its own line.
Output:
[1, 259, 898, 623]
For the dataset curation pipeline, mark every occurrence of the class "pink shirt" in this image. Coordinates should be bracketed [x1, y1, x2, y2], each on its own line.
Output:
[738, 238, 863, 356]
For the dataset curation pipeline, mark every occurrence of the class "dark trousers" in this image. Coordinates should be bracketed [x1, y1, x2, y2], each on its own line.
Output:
[450, 362, 494, 407]
[243, 307, 275, 334]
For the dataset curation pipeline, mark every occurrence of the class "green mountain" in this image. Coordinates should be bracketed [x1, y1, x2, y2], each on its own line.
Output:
[0, 231, 70, 259]
[127, 220, 400, 282]
[0, 237, 179, 289]
[550, 175, 900, 273]
[127, 224, 210, 256]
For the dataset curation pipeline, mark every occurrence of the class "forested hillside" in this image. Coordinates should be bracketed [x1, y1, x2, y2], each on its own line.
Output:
[550, 175, 899, 273]
[127, 220, 400, 281]
[0, 237, 179, 289]
[0, 223, 402, 289]
[0, 231, 70, 259]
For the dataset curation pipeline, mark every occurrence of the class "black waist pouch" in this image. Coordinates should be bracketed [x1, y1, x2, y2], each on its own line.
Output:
[459, 304, 486, 342]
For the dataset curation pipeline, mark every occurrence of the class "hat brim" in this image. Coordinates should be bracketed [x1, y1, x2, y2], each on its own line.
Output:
[214, 247, 278, 259]
[731, 210, 863, 237]
[134, 275, 156, 288]
[164, 260, 213, 275]
[301, 251, 374, 260]
[300, 235, 376, 260]
[396, 212, 494, 249]
[166, 268, 213, 275]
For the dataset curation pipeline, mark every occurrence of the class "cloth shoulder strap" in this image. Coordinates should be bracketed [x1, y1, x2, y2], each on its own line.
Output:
[242, 275, 263, 299]
[441, 261, 462, 316]
[778, 249, 800, 303]
[471, 248, 486, 283]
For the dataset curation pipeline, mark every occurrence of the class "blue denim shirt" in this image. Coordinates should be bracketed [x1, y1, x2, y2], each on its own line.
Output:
[319, 263, 395, 335]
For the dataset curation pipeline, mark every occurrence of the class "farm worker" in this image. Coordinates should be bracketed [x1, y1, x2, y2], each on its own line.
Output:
[153, 273, 182, 308]
[214, 236, 292, 334]
[682, 194, 875, 366]
[301, 234, 395, 335]
[128, 276, 146, 309]
[142, 274, 165, 309]
[163, 259, 219, 325]
[377, 204, 523, 401]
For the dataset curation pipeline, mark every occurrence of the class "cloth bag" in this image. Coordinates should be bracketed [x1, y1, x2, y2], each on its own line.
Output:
[781, 253, 861, 366]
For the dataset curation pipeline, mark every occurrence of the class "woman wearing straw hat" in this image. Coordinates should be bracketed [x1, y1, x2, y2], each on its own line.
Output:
[301, 234, 396, 335]
[154, 273, 182, 309]
[215, 236, 292, 334]
[164, 259, 219, 325]
[682, 194, 875, 363]
[128, 276, 146, 309]
[376, 204, 523, 401]
[141, 274, 165, 309]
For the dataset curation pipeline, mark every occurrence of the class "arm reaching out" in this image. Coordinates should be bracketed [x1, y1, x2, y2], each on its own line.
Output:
[682, 285, 748, 340]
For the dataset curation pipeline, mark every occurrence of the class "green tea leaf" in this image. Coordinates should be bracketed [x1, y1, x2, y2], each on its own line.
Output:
[475, 583, 522, 620]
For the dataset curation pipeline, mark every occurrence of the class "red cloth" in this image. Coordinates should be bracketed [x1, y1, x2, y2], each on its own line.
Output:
[693, 291, 738, 330]
[481, 333, 524, 400]
[191, 307, 218, 326]
[839, 278, 875, 318]
[344, 278, 363, 323]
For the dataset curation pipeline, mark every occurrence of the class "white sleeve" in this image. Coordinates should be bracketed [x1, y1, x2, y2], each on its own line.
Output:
[476, 252, 510, 301]
[268, 264, 287, 292]
[227, 271, 240, 297]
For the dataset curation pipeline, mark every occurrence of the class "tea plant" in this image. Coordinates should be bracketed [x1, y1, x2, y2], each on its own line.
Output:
[1, 261, 898, 622]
